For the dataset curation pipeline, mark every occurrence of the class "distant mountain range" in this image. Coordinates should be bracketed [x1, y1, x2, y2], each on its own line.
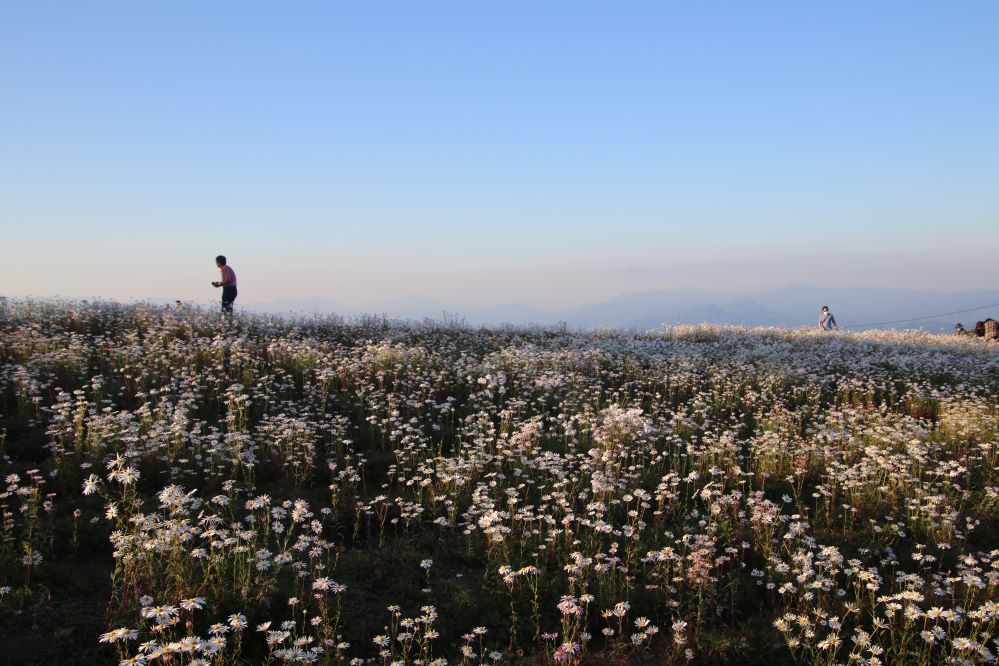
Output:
[243, 285, 999, 332]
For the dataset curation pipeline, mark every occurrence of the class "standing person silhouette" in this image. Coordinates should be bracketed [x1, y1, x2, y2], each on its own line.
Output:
[819, 306, 838, 331]
[212, 255, 237, 313]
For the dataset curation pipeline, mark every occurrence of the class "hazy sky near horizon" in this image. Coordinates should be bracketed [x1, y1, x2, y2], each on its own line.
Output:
[2, 2, 998, 308]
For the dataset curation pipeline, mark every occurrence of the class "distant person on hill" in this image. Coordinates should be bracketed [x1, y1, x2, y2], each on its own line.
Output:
[985, 318, 998, 341]
[954, 323, 967, 336]
[974, 321, 986, 337]
[818, 306, 838, 331]
[212, 255, 237, 313]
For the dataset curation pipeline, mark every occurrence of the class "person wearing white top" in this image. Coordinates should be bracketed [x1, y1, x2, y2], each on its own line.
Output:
[819, 306, 837, 331]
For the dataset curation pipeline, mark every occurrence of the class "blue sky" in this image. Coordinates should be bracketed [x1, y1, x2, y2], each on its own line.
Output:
[2, 2, 997, 307]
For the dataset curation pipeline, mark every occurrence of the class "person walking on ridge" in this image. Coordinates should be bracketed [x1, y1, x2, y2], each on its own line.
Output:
[819, 306, 837, 331]
[212, 255, 237, 313]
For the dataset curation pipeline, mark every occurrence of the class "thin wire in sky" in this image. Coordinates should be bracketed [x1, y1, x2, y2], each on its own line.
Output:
[844, 302, 999, 330]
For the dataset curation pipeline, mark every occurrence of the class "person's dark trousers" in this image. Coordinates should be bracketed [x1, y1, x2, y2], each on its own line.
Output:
[222, 286, 237, 313]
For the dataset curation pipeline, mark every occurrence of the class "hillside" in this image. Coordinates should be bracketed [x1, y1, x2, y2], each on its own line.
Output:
[1, 299, 998, 665]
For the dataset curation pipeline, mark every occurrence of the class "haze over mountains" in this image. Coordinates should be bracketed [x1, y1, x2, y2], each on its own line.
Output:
[245, 285, 999, 333]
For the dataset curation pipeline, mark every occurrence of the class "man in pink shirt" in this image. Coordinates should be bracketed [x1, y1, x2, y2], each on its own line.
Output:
[212, 255, 238, 313]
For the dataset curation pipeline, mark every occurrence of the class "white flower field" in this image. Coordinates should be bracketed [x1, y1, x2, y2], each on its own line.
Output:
[1, 299, 998, 665]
